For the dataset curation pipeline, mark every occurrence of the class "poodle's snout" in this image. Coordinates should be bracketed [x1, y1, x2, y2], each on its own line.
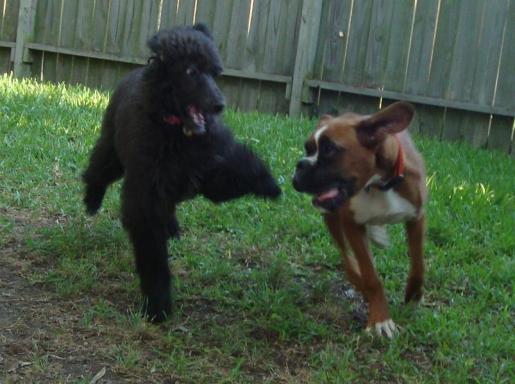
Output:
[204, 76, 225, 114]
[212, 103, 225, 114]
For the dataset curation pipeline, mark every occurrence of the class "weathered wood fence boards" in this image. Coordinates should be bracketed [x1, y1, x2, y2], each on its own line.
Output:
[26, 0, 302, 115]
[0, 0, 514, 155]
[310, 0, 514, 154]
[0, 0, 20, 73]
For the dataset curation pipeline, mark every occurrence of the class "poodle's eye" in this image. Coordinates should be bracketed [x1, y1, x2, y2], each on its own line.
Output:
[186, 67, 198, 76]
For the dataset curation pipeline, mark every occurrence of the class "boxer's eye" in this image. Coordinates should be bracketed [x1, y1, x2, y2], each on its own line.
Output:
[319, 139, 340, 158]
[304, 142, 316, 156]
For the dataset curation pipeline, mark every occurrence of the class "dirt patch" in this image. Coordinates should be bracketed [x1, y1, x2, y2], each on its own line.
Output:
[0, 208, 368, 383]
[0, 209, 128, 383]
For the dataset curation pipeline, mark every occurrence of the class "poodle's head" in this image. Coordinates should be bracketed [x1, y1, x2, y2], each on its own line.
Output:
[147, 24, 225, 136]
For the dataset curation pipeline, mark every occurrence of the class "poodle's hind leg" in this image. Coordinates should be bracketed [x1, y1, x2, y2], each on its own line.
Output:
[121, 179, 173, 322]
[83, 134, 123, 215]
[167, 208, 181, 240]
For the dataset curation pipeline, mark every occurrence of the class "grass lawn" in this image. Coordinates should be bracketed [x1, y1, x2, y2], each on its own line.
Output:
[0, 74, 513, 383]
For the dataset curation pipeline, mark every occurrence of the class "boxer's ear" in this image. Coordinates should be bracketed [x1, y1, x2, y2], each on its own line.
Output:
[317, 114, 332, 128]
[357, 102, 414, 148]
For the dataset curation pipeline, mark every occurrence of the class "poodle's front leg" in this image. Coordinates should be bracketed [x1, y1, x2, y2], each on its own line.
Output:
[200, 143, 281, 202]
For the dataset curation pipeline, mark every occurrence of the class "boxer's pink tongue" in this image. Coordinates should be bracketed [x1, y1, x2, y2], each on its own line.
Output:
[317, 188, 339, 202]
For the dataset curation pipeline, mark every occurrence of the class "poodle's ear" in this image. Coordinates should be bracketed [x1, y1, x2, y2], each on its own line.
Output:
[147, 31, 166, 61]
[193, 23, 214, 40]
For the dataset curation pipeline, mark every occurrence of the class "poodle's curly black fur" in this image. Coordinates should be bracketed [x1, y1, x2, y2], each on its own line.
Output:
[82, 24, 281, 322]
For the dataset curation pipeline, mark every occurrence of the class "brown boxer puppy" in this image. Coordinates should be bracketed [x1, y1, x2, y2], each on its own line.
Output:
[293, 102, 427, 337]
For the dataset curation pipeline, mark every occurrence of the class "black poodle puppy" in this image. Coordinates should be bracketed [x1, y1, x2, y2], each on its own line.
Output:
[82, 24, 281, 322]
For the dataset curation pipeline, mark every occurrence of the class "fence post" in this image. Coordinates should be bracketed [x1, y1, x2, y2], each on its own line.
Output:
[289, 0, 323, 117]
[13, 0, 37, 77]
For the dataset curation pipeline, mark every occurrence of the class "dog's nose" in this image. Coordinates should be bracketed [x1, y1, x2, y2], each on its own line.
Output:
[296, 159, 310, 171]
[212, 103, 225, 113]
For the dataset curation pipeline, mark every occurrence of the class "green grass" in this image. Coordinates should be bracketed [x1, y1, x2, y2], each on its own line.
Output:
[0, 74, 513, 383]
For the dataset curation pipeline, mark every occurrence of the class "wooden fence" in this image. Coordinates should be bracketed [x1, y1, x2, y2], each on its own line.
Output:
[1, 0, 513, 155]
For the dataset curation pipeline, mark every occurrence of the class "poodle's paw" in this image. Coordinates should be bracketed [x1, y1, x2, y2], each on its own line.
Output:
[366, 319, 397, 339]
[254, 174, 282, 200]
[167, 217, 181, 240]
[143, 292, 173, 323]
[84, 191, 103, 216]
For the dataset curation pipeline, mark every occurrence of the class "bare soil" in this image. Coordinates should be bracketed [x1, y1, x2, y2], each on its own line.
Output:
[0, 209, 128, 383]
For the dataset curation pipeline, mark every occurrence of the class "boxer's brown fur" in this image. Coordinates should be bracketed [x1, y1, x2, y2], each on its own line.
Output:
[293, 102, 427, 337]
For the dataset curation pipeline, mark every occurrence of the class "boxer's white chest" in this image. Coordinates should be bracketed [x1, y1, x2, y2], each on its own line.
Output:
[349, 181, 417, 225]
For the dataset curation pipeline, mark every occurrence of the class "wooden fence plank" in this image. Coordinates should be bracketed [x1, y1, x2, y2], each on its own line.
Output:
[318, 91, 379, 118]
[195, 0, 217, 29]
[289, 0, 322, 116]
[414, 104, 445, 139]
[488, 116, 513, 153]
[0, 49, 10, 73]
[382, 0, 415, 92]
[211, 0, 239, 104]
[87, 0, 110, 89]
[426, 0, 461, 99]
[463, 112, 491, 149]
[0, 0, 5, 40]
[493, 0, 514, 114]
[471, 0, 509, 107]
[159, 0, 179, 29]
[0, 0, 19, 73]
[68, 0, 94, 85]
[175, 0, 195, 26]
[403, 0, 439, 95]
[261, 0, 282, 75]
[279, 0, 302, 76]
[251, 0, 270, 74]
[39, 0, 61, 83]
[13, 0, 36, 77]
[314, 0, 351, 83]
[0, 0, 16, 74]
[250, 0, 272, 113]
[442, 109, 467, 142]
[1, 0, 20, 41]
[224, 0, 250, 70]
[274, 0, 302, 113]
[100, 0, 125, 90]
[446, 1, 483, 102]
[363, 0, 394, 89]
[341, 0, 373, 87]
[238, 0, 261, 112]
[55, 0, 78, 83]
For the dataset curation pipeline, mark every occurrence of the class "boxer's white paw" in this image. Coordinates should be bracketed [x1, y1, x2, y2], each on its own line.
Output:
[366, 319, 397, 338]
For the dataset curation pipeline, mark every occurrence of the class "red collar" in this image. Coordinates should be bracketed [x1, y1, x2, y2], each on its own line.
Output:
[163, 115, 182, 126]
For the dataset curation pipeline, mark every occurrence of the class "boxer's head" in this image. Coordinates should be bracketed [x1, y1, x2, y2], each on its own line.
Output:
[292, 102, 414, 211]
